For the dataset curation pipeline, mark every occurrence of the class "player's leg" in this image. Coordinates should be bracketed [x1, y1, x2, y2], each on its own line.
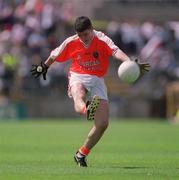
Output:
[70, 83, 87, 114]
[82, 99, 109, 150]
[76, 78, 109, 166]
[74, 76, 108, 167]
[74, 99, 109, 167]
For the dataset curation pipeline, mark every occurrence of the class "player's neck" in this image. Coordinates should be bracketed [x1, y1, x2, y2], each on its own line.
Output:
[81, 32, 95, 48]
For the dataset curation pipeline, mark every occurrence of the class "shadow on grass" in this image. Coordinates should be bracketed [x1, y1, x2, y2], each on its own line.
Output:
[122, 166, 147, 169]
[112, 166, 179, 170]
[111, 166, 148, 169]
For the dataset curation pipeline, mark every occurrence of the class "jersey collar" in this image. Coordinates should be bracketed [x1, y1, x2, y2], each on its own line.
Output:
[79, 31, 95, 48]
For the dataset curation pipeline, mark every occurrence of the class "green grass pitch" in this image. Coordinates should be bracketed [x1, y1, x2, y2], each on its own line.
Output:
[0, 119, 179, 180]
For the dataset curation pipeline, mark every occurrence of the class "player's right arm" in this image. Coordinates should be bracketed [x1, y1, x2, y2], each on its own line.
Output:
[30, 55, 55, 80]
[45, 56, 55, 67]
[30, 35, 76, 80]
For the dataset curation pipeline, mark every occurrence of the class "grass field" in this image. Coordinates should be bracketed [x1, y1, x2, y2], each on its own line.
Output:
[0, 119, 179, 180]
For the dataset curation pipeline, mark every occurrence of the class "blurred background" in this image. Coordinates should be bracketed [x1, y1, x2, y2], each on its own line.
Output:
[0, 0, 179, 121]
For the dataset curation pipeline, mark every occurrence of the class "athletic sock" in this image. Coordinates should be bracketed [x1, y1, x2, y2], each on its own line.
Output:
[78, 146, 90, 156]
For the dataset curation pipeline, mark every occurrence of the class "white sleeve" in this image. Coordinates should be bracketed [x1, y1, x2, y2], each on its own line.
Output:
[50, 46, 62, 59]
[94, 30, 119, 55]
[50, 34, 78, 59]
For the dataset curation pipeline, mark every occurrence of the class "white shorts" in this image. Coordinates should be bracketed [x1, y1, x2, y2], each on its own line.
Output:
[68, 72, 108, 101]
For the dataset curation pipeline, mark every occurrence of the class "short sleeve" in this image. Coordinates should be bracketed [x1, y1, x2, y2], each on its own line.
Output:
[94, 30, 119, 56]
[50, 35, 78, 62]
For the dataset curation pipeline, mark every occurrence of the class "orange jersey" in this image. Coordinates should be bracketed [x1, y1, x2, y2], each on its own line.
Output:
[50, 30, 119, 77]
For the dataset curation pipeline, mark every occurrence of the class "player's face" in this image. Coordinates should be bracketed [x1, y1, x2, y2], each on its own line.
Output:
[77, 29, 94, 45]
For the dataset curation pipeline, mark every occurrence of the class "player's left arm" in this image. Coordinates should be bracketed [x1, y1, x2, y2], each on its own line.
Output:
[112, 49, 150, 74]
[100, 31, 150, 74]
[112, 48, 131, 62]
[134, 58, 150, 75]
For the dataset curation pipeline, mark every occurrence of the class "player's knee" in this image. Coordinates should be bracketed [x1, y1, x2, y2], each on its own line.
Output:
[74, 105, 82, 114]
[74, 102, 86, 115]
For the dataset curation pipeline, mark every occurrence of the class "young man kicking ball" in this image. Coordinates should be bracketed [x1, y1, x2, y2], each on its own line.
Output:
[31, 16, 150, 167]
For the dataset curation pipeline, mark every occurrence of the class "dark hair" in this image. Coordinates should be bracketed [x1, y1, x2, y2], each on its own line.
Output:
[74, 16, 92, 32]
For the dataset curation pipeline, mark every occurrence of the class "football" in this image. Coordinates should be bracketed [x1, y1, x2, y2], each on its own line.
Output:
[118, 60, 140, 84]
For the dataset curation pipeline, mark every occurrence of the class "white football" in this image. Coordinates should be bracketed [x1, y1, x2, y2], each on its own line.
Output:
[118, 60, 140, 83]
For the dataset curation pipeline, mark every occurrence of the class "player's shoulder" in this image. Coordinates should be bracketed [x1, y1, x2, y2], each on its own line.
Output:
[63, 34, 79, 45]
[94, 30, 113, 46]
[94, 30, 110, 40]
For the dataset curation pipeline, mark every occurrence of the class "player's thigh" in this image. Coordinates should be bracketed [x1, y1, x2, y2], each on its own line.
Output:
[94, 99, 109, 128]
[70, 83, 86, 99]
[91, 78, 108, 101]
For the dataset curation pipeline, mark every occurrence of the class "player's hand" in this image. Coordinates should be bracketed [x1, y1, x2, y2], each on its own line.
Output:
[135, 59, 150, 75]
[30, 61, 49, 80]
